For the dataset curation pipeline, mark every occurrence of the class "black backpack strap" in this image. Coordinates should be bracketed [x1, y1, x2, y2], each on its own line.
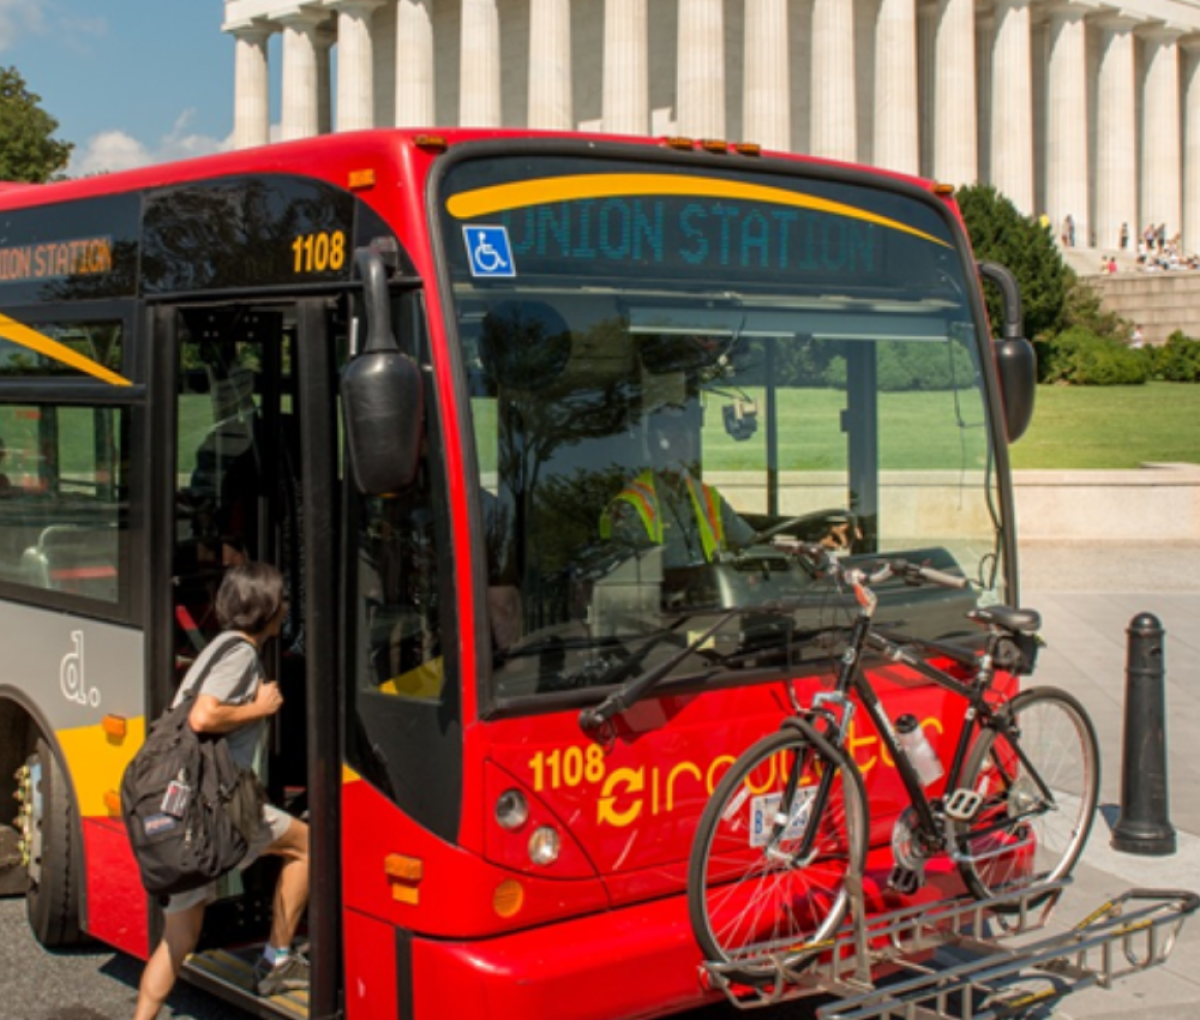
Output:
[179, 632, 257, 703]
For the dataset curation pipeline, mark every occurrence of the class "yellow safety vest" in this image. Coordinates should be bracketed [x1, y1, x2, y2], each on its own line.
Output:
[601, 471, 726, 562]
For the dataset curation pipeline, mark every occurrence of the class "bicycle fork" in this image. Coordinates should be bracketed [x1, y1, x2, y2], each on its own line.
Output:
[764, 714, 851, 865]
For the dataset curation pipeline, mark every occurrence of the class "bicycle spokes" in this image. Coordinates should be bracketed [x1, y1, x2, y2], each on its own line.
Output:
[954, 689, 1098, 904]
[689, 732, 865, 977]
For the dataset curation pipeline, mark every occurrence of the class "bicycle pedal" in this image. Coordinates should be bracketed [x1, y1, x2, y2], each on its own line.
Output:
[944, 788, 984, 822]
[887, 865, 924, 895]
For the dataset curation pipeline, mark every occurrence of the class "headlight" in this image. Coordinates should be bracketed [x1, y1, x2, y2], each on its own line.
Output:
[528, 826, 561, 866]
[494, 788, 529, 830]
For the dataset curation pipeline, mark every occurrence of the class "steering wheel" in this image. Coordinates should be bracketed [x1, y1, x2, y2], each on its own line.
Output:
[748, 508, 861, 550]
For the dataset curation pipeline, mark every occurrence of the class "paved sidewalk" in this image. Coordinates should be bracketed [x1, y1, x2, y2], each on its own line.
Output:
[1014, 541, 1200, 1018]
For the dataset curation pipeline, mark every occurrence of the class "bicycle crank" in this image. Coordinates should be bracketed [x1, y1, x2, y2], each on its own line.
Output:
[889, 808, 928, 894]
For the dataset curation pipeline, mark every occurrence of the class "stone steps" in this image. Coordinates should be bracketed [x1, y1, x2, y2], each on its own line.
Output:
[1085, 270, 1200, 345]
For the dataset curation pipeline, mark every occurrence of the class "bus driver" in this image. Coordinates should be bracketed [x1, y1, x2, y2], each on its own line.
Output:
[601, 400, 755, 568]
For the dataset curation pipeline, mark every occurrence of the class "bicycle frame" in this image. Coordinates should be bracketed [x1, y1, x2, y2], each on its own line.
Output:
[780, 574, 1045, 866]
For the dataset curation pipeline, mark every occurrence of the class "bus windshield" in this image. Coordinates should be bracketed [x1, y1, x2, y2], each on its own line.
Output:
[437, 153, 1003, 705]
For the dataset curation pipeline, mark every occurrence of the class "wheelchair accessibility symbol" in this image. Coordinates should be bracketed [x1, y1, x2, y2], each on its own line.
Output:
[463, 225, 516, 278]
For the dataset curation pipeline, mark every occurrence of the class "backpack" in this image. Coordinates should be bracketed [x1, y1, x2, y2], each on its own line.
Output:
[121, 634, 263, 898]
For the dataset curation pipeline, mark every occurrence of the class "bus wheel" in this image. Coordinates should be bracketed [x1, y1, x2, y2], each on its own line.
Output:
[16, 738, 82, 946]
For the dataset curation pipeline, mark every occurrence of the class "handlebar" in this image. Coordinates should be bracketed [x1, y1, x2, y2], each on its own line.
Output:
[904, 562, 971, 590]
[775, 541, 970, 592]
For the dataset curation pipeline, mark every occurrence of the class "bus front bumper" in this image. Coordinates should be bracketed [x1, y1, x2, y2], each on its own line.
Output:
[386, 853, 968, 1020]
[412, 893, 711, 1020]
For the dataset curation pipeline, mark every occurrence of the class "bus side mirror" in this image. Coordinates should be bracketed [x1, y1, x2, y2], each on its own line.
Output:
[994, 336, 1036, 443]
[340, 249, 424, 494]
[978, 261, 1037, 443]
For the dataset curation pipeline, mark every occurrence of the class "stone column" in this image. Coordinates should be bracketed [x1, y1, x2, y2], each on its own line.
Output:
[602, 0, 648, 134]
[317, 25, 334, 134]
[1141, 25, 1184, 249]
[811, 0, 856, 161]
[460, 0, 501, 126]
[918, 2, 937, 176]
[976, 7, 993, 185]
[529, 0, 573, 130]
[279, 9, 327, 141]
[743, 0, 790, 150]
[396, 0, 436, 126]
[934, 0, 977, 185]
[874, 0, 918, 174]
[331, 0, 385, 131]
[989, 0, 1034, 212]
[1183, 41, 1200, 254]
[230, 22, 272, 150]
[676, 0, 725, 138]
[1045, 3, 1092, 252]
[1095, 14, 1140, 251]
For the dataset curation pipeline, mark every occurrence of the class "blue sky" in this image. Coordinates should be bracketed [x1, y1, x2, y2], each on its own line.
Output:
[1, 1, 255, 176]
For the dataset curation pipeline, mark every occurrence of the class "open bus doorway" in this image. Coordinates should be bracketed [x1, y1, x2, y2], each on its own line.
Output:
[165, 302, 315, 1008]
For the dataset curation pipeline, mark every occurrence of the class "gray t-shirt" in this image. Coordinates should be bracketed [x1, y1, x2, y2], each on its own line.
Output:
[172, 633, 264, 771]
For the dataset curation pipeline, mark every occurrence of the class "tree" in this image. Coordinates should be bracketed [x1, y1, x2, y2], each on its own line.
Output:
[957, 183, 1068, 342]
[1060, 271, 1131, 344]
[0, 66, 72, 183]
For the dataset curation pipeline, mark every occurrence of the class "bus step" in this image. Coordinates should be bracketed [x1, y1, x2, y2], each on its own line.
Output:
[183, 946, 309, 1019]
[699, 884, 1198, 1020]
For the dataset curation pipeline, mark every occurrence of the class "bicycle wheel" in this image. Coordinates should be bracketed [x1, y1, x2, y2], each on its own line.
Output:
[954, 686, 1099, 908]
[688, 727, 867, 984]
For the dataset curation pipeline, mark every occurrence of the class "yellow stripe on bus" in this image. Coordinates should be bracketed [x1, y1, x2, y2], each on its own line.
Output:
[0, 313, 133, 387]
[57, 716, 146, 818]
[445, 173, 951, 249]
[57, 715, 365, 813]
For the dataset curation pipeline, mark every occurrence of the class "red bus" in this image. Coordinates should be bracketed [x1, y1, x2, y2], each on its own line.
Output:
[0, 129, 1034, 1019]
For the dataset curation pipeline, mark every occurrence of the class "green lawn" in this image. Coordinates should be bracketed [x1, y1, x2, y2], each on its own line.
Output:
[476, 383, 1189, 475]
[1010, 382, 1200, 470]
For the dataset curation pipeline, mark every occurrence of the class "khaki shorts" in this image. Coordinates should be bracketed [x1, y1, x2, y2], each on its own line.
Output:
[163, 803, 295, 914]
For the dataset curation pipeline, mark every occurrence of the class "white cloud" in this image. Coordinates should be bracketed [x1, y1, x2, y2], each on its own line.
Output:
[70, 111, 236, 177]
[71, 131, 151, 176]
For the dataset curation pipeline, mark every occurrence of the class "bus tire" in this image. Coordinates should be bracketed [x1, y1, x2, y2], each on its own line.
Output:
[0, 824, 23, 896]
[22, 738, 83, 947]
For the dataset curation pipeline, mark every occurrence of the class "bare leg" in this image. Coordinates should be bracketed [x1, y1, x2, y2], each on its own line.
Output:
[266, 817, 309, 949]
[134, 903, 205, 1020]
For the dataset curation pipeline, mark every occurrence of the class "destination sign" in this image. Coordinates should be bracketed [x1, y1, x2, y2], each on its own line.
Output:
[0, 236, 114, 284]
[0, 193, 140, 303]
[499, 198, 882, 276]
[441, 159, 955, 289]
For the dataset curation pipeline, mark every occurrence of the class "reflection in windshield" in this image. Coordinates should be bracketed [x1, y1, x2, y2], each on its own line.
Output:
[440, 158, 1001, 704]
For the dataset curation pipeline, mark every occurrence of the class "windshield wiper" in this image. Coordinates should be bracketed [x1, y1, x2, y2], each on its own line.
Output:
[577, 598, 805, 734]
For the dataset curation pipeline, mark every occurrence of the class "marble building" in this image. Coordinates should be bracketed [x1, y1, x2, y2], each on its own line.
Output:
[222, 0, 1200, 254]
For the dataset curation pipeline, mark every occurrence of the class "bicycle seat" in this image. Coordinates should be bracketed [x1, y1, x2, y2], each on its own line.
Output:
[969, 606, 1041, 634]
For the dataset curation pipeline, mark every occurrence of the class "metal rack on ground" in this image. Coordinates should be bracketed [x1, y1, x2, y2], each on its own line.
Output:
[701, 880, 1198, 1020]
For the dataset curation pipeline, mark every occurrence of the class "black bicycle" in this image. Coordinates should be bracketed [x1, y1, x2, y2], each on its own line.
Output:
[687, 543, 1100, 985]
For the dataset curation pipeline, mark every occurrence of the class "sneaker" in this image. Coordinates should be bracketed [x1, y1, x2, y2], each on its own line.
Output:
[254, 951, 311, 997]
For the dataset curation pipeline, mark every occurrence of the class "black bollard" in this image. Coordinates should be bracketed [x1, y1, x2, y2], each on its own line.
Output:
[1111, 612, 1176, 855]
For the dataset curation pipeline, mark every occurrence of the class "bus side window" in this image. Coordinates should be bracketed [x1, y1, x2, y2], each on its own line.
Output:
[0, 404, 127, 604]
[21, 523, 120, 600]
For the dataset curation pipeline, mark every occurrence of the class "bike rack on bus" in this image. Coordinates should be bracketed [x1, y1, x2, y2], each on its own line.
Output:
[700, 882, 1198, 1020]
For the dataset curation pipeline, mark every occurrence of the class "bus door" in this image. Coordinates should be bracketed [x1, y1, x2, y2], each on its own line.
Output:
[162, 301, 310, 941]
[155, 296, 343, 1017]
